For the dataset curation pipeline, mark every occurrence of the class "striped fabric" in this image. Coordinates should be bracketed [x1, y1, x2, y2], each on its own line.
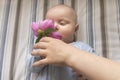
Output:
[0, 0, 120, 80]
[26, 41, 96, 80]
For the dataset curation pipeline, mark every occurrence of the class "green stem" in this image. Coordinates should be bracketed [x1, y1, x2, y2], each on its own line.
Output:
[35, 36, 42, 43]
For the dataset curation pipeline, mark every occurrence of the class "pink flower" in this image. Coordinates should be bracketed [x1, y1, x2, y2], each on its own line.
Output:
[40, 19, 55, 30]
[31, 21, 41, 36]
[49, 32, 62, 39]
[31, 19, 62, 43]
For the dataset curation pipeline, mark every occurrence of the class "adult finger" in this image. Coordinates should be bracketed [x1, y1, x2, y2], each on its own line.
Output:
[32, 58, 48, 66]
[31, 49, 46, 57]
[40, 37, 55, 42]
[33, 42, 47, 49]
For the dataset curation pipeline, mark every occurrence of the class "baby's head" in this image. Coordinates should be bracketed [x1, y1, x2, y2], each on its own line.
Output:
[46, 4, 79, 43]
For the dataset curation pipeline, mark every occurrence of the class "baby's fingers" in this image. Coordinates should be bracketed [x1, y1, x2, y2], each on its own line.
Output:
[32, 58, 48, 66]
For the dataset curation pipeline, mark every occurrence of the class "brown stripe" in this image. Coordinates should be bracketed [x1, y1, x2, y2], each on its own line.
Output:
[43, 0, 48, 19]
[60, 0, 64, 4]
[87, 0, 94, 48]
[9, 0, 22, 80]
[31, 0, 37, 21]
[117, 0, 120, 41]
[71, 0, 75, 9]
[100, 0, 108, 57]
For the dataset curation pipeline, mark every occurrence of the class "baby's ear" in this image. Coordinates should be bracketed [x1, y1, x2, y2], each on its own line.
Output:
[75, 24, 79, 32]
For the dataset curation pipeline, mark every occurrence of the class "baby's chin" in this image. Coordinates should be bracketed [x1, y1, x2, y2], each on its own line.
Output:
[62, 39, 74, 44]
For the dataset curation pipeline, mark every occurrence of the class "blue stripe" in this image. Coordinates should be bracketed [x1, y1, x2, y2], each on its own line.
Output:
[87, 0, 94, 48]
[25, 0, 37, 80]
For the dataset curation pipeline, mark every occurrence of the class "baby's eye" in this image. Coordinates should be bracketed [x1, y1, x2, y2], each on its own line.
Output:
[60, 22, 65, 25]
[59, 21, 66, 25]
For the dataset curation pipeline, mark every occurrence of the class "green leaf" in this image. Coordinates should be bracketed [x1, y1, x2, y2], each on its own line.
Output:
[35, 33, 43, 43]
[35, 36, 42, 43]
[35, 28, 55, 43]
[44, 28, 55, 36]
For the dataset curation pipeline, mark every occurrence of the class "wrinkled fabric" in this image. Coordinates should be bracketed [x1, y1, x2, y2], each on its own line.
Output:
[26, 41, 98, 80]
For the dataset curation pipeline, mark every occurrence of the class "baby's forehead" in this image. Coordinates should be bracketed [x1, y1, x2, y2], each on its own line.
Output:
[48, 5, 75, 13]
[46, 5, 77, 23]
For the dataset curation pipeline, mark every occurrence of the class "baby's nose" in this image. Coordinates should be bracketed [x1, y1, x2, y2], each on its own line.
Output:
[54, 22, 59, 31]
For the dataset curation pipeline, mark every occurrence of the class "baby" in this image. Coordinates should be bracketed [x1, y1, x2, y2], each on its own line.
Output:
[27, 4, 97, 80]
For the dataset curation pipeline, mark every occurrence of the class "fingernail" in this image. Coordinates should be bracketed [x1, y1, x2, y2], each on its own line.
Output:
[31, 51, 35, 55]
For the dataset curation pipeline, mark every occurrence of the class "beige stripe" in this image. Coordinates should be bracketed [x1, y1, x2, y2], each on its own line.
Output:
[1, 0, 18, 80]
[1, 0, 120, 80]
[13, 0, 32, 80]
[92, 0, 103, 56]
[75, 0, 88, 43]
[105, 0, 120, 60]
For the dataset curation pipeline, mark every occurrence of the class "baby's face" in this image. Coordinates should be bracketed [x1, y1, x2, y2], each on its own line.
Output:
[46, 6, 78, 43]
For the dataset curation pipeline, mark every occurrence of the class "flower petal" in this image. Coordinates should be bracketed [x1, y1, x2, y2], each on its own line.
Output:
[34, 31, 38, 37]
[31, 19, 56, 38]
[37, 20, 45, 30]
[31, 22, 40, 36]
[45, 19, 55, 28]
[49, 32, 62, 39]
[40, 20, 55, 31]
[31, 22, 39, 32]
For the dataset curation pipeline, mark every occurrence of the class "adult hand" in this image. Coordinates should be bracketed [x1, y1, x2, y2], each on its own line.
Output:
[31, 37, 120, 80]
[31, 37, 76, 66]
